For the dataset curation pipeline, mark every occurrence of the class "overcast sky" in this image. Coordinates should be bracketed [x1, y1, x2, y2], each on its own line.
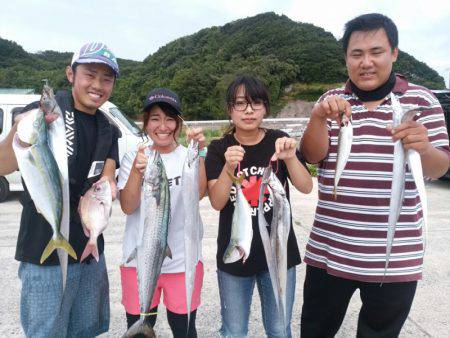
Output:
[1, 0, 449, 87]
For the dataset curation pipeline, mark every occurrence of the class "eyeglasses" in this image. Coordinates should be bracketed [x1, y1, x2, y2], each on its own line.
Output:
[232, 100, 266, 111]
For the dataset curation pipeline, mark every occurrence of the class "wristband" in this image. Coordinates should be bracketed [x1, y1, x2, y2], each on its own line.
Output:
[199, 147, 207, 158]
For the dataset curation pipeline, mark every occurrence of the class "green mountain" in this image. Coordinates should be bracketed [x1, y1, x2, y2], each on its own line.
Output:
[0, 12, 445, 119]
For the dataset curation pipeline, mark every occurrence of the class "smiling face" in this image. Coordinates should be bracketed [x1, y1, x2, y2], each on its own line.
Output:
[345, 28, 398, 92]
[229, 85, 266, 133]
[144, 105, 181, 152]
[66, 63, 115, 114]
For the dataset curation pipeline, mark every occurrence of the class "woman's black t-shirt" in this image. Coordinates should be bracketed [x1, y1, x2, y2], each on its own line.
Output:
[205, 128, 305, 276]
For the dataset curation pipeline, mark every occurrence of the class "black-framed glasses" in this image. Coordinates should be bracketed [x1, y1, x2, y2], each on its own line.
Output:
[232, 100, 266, 111]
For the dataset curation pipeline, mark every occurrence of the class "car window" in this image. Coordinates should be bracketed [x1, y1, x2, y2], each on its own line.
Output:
[11, 106, 25, 127]
[109, 107, 142, 136]
[0, 108, 3, 134]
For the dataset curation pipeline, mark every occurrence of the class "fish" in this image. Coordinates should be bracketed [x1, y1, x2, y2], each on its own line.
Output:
[385, 94, 428, 279]
[401, 107, 429, 249]
[122, 150, 171, 338]
[79, 179, 112, 263]
[258, 167, 280, 311]
[182, 139, 201, 329]
[40, 84, 71, 290]
[12, 96, 77, 274]
[223, 172, 253, 264]
[258, 165, 290, 336]
[333, 113, 353, 199]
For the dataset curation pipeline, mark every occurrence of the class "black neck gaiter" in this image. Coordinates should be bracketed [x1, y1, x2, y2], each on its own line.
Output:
[350, 72, 396, 102]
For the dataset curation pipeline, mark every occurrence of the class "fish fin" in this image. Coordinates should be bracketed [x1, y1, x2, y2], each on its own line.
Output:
[332, 188, 337, 200]
[166, 246, 173, 259]
[40, 234, 77, 264]
[80, 242, 99, 263]
[122, 317, 156, 338]
[226, 171, 245, 185]
[126, 248, 137, 264]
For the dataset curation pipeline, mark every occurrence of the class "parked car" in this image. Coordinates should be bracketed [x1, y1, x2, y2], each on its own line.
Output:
[432, 90, 450, 180]
[0, 94, 144, 202]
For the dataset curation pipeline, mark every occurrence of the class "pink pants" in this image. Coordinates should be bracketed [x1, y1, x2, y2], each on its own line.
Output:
[120, 261, 204, 315]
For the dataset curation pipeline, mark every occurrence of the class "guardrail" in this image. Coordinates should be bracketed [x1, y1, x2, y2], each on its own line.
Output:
[135, 117, 310, 138]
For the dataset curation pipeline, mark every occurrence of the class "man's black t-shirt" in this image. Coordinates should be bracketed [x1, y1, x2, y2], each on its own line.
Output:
[15, 107, 119, 265]
[205, 128, 304, 276]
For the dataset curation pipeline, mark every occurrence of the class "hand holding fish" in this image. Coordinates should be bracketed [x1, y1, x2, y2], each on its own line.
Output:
[186, 127, 206, 151]
[224, 145, 245, 174]
[132, 144, 149, 175]
[312, 94, 352, 124]
[389, 121, 431, 155]
[271, 136, 297, 161]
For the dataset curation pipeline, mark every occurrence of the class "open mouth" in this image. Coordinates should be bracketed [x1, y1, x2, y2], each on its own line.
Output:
[88, 92, 102, 100]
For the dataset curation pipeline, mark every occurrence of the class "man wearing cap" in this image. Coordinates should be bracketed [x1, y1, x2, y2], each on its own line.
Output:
[3, 42, 120, 337]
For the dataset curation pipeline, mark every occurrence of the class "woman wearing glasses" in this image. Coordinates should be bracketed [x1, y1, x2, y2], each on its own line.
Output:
[205, 75, 313, 337]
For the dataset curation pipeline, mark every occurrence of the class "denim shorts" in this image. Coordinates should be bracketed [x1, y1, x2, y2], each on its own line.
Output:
[217, 266, 296, 338]
[18, 254, 110, 338]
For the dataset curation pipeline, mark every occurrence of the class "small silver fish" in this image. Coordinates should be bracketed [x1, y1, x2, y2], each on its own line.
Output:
[333, 114, 353, 199]
[223, 172, 253, 264]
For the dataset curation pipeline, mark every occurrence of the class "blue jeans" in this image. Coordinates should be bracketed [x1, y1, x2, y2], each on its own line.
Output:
[217, 266, 296, 338]
[19, 254, 109, 338]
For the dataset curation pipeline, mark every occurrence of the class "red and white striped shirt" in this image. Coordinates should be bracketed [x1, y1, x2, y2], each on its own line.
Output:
[304, 75, 450, 282]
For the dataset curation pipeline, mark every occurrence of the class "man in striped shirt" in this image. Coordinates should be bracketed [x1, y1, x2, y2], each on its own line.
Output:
[300, 13, 450, 338]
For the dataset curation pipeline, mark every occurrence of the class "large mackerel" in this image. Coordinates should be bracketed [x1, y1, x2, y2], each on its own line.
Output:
[122, 150, 171, 338]
[182, 140, 201, 329]
[12, 86, 76, 291]
[258, 165, 290, 336]
[385, 94, 428, 278]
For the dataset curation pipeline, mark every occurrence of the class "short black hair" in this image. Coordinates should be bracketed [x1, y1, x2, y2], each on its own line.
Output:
[342, 13, 398, 53]
[226, 75, 270, 113]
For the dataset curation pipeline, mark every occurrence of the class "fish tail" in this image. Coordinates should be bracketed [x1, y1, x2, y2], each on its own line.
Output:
[80, 242, 99, 263]
[40, 233, 77, 264]
[332, 187, 337, 200]
[122, 317, 155, 338]
[226, 171, 245, 185]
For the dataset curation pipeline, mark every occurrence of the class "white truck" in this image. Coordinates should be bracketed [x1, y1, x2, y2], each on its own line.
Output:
[0, 94, 145, 202]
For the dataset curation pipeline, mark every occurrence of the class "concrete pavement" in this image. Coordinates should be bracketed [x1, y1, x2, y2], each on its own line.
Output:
[0, 178, 449, 337]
